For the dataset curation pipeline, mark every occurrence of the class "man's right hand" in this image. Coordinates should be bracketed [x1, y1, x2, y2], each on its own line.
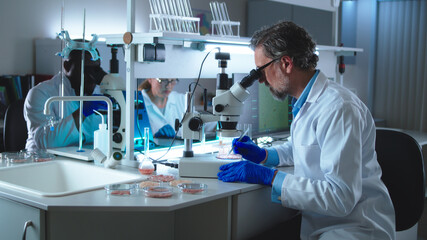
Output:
[233, 136, 267, 164]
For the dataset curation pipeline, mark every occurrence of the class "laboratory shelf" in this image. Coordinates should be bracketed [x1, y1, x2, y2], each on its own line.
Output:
[99, 32, 251, 46]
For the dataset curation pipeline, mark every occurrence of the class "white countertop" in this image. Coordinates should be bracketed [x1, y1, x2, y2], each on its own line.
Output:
[0, 158, 286, 212]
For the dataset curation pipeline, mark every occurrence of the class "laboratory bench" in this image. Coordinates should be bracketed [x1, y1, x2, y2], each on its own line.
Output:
[0, 158, 296, 240]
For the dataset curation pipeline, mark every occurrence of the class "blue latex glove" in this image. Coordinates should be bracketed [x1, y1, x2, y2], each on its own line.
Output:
[218, 160, 277, 186]
[154, 124, 176, 138]
[233, 136, 266, 164]
[82, 100, 107, 117]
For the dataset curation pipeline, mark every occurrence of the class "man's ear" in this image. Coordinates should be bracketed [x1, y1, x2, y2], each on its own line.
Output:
[281, 56, 293, 74]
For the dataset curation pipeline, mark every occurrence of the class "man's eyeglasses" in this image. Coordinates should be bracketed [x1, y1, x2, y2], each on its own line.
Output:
[256, 58, 281, 73]
[156, 78, 179, 86]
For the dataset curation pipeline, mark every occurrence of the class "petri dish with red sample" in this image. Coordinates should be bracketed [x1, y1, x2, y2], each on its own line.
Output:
[177, 183, 207, 194]
[142, 186, 173, 198]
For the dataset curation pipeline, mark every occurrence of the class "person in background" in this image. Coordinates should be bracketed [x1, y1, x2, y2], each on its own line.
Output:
[218, 21, 396, 239]
[138, 78, 185, 138]
[24, 48, 108, 151]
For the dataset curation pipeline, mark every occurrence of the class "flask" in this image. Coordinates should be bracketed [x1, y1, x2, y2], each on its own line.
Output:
[93, 110, 109, 157]
[138, 128, 154, 175]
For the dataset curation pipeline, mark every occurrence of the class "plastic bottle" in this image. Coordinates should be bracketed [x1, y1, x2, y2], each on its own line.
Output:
[93, 110, 109, 157]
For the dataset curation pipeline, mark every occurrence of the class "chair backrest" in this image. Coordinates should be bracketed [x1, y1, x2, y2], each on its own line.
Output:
[375, 129, 425, 231]
[3, 99, 27, 152]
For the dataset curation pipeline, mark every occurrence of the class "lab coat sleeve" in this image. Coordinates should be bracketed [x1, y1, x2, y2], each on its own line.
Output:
[25, 87, 98, 149]
[281, 102, 364, 217]
[271, 139, 294, 167]
[271, 171, 287, 203]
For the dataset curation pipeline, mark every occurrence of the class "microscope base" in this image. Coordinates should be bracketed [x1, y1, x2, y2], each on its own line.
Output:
[47, 146, 93, 161]
[179, 153, 240, 178]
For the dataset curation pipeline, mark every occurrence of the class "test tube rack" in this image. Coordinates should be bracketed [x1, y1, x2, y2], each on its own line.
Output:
[209, 1, 240, 37]
[149, 0, 200, 35]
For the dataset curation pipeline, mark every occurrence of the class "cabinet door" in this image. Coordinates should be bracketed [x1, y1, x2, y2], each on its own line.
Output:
[0, 197, 45, 240]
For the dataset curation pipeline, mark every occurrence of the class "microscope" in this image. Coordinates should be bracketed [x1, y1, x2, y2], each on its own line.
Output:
[179, 51, 261, 178]
[100, 46, 153, 152]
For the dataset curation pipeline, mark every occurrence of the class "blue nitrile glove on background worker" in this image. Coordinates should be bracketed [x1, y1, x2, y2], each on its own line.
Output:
[154, 124, 176, 138]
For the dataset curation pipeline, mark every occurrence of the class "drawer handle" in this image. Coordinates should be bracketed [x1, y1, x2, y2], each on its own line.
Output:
[22, 221, 33, 240]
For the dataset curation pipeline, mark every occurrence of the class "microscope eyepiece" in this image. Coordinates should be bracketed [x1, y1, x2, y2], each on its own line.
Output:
[239, 69, 261, 89]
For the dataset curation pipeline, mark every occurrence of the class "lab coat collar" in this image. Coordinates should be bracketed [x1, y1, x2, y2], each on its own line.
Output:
[142, 90, 180, 108]
[141, 90, 153, 108]
[291, 71, 327, 124]
[141, 90, 180, 117]
[291, 70, 319, 117]
[305, 71, 328, 104]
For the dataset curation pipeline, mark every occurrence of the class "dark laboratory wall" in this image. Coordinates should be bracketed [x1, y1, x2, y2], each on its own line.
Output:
[247, 0, 334, 46]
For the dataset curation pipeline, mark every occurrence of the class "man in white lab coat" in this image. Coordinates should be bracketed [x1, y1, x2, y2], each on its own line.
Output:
[24, 49, 107, 151]
[218, 21, 396, 239]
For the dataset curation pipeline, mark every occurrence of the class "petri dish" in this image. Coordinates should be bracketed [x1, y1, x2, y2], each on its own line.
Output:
[138, 181, 160, 189]
[105, 184, 136, 196]
[169, 179, 192, 187]
[0, 152, 16, 162]
[32, 151, 55, 162]
[142, 186, 173, 198]
[148, 174, 175, 183]
[5, 152, 29, 164]
[177, 183, 208, 194]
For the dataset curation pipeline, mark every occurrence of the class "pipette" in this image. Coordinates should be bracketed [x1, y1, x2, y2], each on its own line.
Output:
[227, 127, 250, 156]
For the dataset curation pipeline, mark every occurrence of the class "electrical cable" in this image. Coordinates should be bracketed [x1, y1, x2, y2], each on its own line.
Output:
[149, 47, 221, 161]
[188, 82, 206, 92]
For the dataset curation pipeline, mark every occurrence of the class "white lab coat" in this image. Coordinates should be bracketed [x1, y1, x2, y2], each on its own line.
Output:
[24, 74, 101, 151]
[273, 72, 395, 239]
[141, 90, 186, 136]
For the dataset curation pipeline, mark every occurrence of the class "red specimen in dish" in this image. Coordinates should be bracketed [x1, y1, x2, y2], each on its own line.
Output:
[34, 158, 52, 162]
[139, 168, 154, 175]
[148, 174, 175, 182]
[144, 187, 173, 198]
[181, 188, 204, 194]
[110, 190, 131, 195]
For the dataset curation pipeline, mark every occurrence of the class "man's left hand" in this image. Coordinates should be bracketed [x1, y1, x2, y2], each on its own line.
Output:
[217, 160, 277, 186]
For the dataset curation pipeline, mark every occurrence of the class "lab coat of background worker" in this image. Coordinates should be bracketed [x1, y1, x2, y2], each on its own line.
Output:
[138, 78, 185, 138]
[24, 47, 107, 151]
[218, 21, 396, 240]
